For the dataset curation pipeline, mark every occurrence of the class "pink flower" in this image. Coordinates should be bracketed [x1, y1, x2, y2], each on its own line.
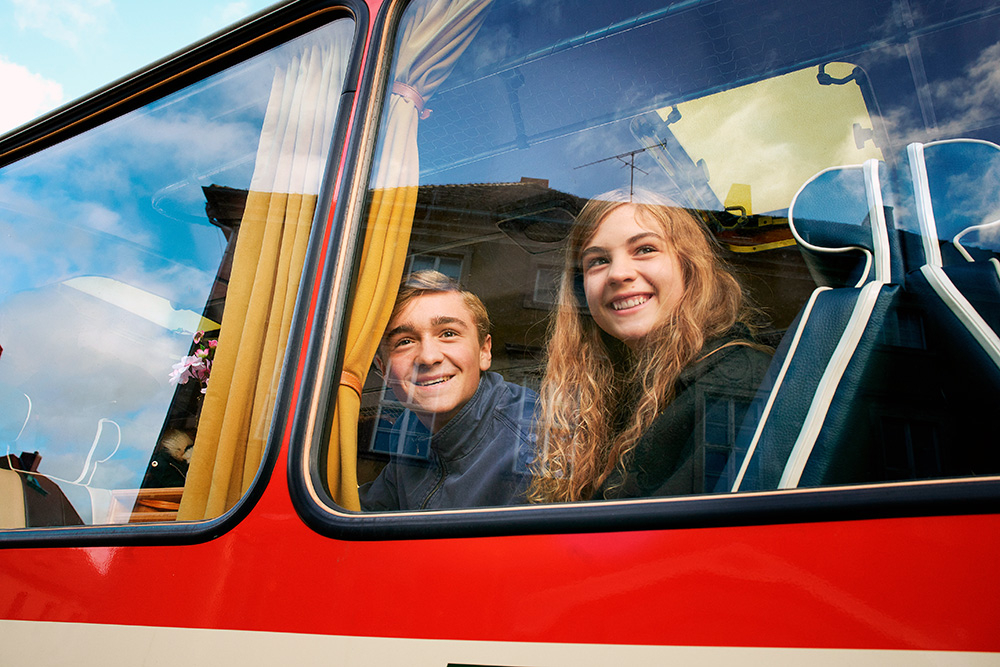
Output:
[190, 360, 210, 382]
[169, 355, 200, 386]
[169, 332, 217, 391]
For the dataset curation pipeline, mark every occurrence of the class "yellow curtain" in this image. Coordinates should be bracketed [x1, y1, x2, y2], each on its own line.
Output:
[326, 0, 492, 509]
[179, 23, 353, 521]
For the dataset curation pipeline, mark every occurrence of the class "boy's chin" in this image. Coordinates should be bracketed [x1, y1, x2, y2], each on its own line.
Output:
[410, 399, 469, 432]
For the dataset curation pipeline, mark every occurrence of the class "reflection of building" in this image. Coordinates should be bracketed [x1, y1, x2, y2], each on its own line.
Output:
[1, 452, 83, 528]
[356, 178, 585, 475]
[402, 178, 584, 368]
[143, 179, 815, 485]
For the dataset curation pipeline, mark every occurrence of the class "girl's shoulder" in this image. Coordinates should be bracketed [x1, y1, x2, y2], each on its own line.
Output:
[685, 326, 773, 386]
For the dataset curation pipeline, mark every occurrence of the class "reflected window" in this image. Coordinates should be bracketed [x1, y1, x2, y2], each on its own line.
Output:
[0, 17, 355, 528]
[408, 253, 465, 281]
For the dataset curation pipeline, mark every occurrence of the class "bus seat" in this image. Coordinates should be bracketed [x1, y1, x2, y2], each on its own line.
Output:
[0, 386, 32, 528]
[905, 140, 1000, 374]
[0, 383, 120, 525]
[896, 140, 1000, 477]
[730, 159, 901, 491]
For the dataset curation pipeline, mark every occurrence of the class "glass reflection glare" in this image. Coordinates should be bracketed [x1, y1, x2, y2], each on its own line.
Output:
[0, 21, 350, 521]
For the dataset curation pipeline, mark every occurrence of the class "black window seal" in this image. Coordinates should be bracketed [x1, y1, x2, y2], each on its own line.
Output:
[0, 0, 369, 550]
[296, 477, 1000, 542]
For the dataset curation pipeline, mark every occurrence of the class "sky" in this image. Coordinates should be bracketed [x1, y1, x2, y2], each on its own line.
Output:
[0, 0, 276, 136]
[0, 16, 351, 493]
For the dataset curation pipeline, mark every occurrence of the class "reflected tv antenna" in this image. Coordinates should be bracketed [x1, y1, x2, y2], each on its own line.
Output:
[574, 140, 669, 199]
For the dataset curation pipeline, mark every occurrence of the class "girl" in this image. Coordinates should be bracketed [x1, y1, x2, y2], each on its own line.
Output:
[531, 189, 771, 502]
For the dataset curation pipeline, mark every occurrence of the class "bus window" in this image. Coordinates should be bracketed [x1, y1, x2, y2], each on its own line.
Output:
[0, 16, 355, 529]
[310, 0, 1000, 521]
[284, 0, 1000, 525]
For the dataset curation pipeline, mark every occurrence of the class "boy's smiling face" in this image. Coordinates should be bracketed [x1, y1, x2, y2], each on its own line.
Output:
[379, 291, 492, 433]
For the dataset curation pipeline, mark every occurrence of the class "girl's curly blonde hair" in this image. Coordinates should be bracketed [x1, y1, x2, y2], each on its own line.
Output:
[529, 188, 752, 503]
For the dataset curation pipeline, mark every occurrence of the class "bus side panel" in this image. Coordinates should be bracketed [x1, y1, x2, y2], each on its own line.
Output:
[1, 449, 998, 653]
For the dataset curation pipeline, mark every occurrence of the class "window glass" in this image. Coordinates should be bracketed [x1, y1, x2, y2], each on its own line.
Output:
[346, 0, 1000, 513]
[0, 17, 355, 528]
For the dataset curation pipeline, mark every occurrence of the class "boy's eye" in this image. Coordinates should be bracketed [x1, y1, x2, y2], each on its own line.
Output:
[441, 329, 458, 338]
[393, 337, 414, 348]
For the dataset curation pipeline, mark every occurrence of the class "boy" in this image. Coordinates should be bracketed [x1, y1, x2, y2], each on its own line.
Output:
[359, 271, 537, 511]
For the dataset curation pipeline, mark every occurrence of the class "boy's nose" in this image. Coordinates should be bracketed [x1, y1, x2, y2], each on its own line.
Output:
[414, 339, 444, 365]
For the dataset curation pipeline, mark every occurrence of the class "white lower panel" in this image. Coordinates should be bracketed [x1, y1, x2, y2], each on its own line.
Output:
[1, 619, 996, 667]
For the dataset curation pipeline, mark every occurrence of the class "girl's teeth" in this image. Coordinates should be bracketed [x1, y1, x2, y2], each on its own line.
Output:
[614, 296, 648, 310]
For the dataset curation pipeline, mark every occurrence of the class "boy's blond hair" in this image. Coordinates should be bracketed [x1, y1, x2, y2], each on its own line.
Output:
[379, 270, 491, 358]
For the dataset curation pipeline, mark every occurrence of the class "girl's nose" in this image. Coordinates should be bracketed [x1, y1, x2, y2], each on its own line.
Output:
[607, 257, 637, 284]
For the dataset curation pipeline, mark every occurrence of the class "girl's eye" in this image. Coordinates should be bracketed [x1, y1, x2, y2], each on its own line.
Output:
[636, 244, 658, 255]
[584, 256, 608, 269]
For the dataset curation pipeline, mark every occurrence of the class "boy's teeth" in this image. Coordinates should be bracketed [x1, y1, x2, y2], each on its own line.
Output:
[417, 377, 448, 386]
[614, 295, 648, 310]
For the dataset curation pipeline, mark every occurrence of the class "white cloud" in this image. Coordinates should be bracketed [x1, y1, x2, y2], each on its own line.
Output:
[879, 40, 1000, 147]
[12, 0, 113, 49]
[199, 2, 253, 35]
[0, 57, 64, 134]
[0, 284, 189, 488]
[933, 41, 1000, 131]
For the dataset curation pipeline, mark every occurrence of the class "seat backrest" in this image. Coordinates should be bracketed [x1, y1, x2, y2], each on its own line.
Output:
[894, 140, 1000, 478]
[905, 139, 1000, 372]
[731, 159, 901, 491]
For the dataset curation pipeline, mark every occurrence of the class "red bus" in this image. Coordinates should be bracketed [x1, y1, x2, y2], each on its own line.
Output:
[2, 0, 999, 663]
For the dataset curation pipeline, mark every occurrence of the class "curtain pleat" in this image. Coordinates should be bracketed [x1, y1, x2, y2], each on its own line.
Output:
[326, 0, 492, 510]
[179, 26, 352, 521]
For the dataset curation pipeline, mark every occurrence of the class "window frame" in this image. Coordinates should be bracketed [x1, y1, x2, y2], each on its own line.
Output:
[0, 0, 369, 549]
[287, 0, 1000, 541]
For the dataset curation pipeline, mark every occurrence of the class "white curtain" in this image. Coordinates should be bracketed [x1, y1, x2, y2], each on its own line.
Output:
[179, 21, 354, 520]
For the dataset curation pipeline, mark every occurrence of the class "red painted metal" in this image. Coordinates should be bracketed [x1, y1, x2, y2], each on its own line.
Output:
[2, 439, 998, 652]
[2, 1, 999, 656]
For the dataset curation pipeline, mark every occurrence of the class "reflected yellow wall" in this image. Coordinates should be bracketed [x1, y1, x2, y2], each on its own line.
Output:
[661, 62, 884, 215]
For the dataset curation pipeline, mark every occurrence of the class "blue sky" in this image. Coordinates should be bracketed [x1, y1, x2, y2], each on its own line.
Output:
[0, 16, 352, 493]
[0, 0, 275, 136]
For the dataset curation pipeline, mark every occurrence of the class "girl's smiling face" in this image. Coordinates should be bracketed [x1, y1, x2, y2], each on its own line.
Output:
[580, 204, 685, 347]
